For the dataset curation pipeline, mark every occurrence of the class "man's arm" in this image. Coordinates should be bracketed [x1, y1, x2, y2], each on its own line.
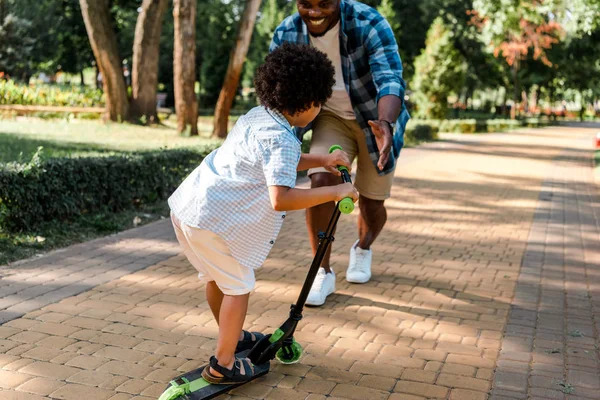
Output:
[365, 15, 406, 170]
[369, 95, 402, 170]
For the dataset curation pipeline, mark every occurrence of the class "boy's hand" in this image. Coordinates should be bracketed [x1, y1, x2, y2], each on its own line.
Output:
[335, 182, 359, 202]
[324, 149, 352, 176]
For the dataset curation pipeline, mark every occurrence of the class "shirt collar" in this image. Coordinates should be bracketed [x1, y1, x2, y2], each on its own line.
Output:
[264, 107, 298, 139]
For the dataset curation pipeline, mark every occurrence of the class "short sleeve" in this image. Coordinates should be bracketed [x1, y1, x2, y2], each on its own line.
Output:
[261, 136, 301, 188]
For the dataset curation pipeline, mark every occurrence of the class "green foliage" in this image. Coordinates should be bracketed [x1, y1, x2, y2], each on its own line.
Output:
[405, 123, 439, 144]
[243, 0, 294, 91]
[0, 148, 211, 232]
[413, 17, 467, 119]
[0, 10, 35, 77]
[1, 0, 93, 78]
[198, 0, 247, 108]
[0, 80, 104, 106]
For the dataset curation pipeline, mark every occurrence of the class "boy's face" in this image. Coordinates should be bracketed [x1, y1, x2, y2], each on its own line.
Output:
[297, 0, 341, 37]
[294, 104, 322, 128]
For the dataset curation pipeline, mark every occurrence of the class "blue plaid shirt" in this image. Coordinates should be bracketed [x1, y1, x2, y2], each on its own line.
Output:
[168, 106, 301, 269]
[270, 0, 410, 175]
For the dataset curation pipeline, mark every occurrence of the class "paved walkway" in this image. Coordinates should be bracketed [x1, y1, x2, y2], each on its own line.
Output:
[0, 124, 598, 400]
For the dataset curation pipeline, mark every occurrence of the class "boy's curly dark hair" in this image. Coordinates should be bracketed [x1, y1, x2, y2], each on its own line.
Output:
[254, 42, 335, 115]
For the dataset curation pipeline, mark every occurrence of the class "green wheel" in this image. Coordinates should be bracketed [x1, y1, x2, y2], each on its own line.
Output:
[275, 340, 303, 364]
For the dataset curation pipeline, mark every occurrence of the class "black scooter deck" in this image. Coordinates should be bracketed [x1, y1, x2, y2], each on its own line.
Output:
[160, 359, 270, 400]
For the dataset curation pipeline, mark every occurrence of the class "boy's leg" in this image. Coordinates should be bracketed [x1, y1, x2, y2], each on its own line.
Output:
[206, 281, 224, 324]
[206, 281, 245, 343]
[211, 293, 250, 375]
[178, 225, 256, 375]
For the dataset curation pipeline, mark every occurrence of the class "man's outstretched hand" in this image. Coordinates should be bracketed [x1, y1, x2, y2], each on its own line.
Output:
[368, 120, 392, 170]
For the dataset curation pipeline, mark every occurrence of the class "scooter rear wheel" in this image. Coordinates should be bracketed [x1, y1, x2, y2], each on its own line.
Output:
[275, 340, 303, 364]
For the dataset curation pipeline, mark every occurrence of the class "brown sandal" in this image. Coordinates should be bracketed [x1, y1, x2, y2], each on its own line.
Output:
[201, 356, 255, 385]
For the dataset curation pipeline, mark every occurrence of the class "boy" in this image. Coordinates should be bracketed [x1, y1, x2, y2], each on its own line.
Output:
[168, 43, 358, 384]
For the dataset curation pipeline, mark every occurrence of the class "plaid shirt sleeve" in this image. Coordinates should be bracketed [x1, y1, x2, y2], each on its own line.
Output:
[364, 16, 406, 103]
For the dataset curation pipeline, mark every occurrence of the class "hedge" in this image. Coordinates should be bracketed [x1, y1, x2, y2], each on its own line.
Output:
[407, 117, 550, 135]
[0, 80, 104, 107]
[0, 148, 212, 232]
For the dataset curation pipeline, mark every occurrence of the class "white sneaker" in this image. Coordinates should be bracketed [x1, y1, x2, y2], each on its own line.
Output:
[346, 240, 372, 283]
[305, 267, 335, 306]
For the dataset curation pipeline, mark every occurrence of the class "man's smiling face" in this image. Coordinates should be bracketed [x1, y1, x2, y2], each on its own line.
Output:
[296, 0, 341, 37]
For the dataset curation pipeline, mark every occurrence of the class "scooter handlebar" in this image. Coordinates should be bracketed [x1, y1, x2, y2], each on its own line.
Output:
[328, 145, 354, 214]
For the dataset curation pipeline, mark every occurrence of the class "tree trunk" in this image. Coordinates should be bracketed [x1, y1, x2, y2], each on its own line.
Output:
[80, 69, 85, 86]
[79, 0, 129, 122]
[173, 0, 198, 136]
[130, 0, 169, 123]
[212, 0, 262, 138]
[511, 63, 519, 120]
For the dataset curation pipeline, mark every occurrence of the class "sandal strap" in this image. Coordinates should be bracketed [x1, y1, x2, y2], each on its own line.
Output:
[235, 357, 254, 377]
[209, 356, 255, 378]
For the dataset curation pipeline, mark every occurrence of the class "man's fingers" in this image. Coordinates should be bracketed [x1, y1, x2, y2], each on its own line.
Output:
[378, 153, 389, 170]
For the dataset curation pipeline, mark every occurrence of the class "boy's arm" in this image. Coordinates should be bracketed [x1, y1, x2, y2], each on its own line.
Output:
[297, 150, 352, 175]
[268, 184, 357, 212]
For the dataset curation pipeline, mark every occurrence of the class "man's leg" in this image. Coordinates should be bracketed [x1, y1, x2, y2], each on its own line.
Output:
[346, 122, 396, 283]
[357, 195, 387, 250]
[304, 111, 357, 306]
[305, 172, 340, 272]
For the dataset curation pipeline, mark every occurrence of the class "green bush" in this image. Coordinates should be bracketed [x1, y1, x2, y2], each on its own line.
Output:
[438, 119, 477, 133]
[411, 118, 549, 134]
[0, 148, 211, 232]
[0, 79, 104, 107]
[405, 123, 438, 143]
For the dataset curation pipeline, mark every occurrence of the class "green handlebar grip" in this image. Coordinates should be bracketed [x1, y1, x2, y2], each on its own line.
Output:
[339, 197, 354, 214]
[329, 144, 342, 153]
[328, 145, 349, 173]
[328, 144, 354, 214]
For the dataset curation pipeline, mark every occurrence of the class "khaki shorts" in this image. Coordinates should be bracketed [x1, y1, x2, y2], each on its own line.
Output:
[171, 213, 255, 295]
[308, 110, 395, 200]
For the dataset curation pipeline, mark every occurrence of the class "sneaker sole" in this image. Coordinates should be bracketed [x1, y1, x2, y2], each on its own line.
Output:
[346, 276, 371, 284]
[305, 286, 335, 307]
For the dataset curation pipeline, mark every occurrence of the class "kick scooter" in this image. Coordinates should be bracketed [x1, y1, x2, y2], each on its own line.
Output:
[159, 145, 354, 400]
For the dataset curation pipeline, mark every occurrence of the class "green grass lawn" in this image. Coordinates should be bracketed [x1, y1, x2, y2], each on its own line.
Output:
[0, 116, 226, 163]
[0, 116, 227, 265]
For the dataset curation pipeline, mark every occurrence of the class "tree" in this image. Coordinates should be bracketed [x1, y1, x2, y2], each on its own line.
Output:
[173, 0, 198, 136]
[130, 0, 169, 122]
[0, 11, 34, 79]
[471, 0, 563, 117]
[242, 0, 294, 91]
[212, 0, 261, 138]
[555, 28, 600, 119]
[413, 17, 467, 119]
[79, 0, 129, 121]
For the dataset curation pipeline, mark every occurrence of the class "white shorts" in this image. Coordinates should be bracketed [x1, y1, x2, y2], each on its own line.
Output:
[171, 213, 255, 295]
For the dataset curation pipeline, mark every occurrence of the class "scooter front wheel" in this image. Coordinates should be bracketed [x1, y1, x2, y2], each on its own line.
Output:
[275, 339, 303, 364]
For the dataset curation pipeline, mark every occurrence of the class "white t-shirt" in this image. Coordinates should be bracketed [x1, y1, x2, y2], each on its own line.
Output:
[309, 22, 355, 120]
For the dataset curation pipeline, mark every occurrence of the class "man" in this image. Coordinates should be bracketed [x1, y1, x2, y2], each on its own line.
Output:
[270, 0, 410, 306]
